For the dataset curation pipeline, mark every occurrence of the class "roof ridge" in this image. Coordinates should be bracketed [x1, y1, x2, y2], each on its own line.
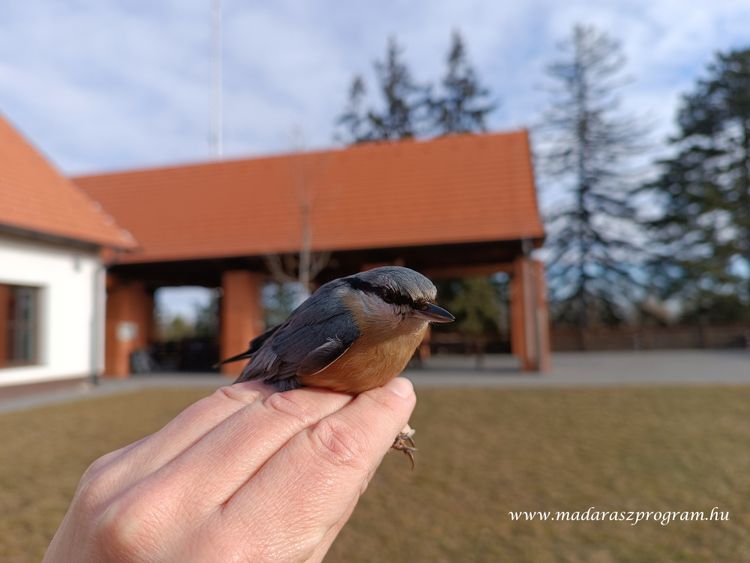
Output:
[71, 129, 528, 181]
[0, 114, 136, 249]
[74, 127, 543, 264]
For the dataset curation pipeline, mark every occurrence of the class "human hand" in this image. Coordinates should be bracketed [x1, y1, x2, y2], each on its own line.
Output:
[43, 377, 416, 562]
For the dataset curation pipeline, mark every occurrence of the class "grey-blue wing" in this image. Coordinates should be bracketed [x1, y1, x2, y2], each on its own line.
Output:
[246, 324, 281, 354]
[235, 281, 360, 389]
[297, 338, 351, 377]
[223, 324, 282, 371]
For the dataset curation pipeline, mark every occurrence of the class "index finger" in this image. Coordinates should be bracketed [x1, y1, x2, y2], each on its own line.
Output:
[83, 381, 274, 488]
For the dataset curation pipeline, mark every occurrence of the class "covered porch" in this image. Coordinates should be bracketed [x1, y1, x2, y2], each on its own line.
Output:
[74, 131, 550, 380]
[104, 238, 550, 378]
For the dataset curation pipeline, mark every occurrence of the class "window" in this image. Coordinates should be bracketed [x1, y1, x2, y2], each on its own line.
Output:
[0, 284, 40, 368]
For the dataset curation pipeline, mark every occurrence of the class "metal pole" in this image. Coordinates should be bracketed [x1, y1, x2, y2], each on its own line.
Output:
[210, 0, 223, 158]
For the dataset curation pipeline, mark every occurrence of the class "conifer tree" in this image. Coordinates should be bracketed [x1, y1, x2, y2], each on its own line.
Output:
[646, 47, 750, 320]
[430, 31, 496, 134]
[542, 24, 648, 326]
[335, 75, 369, 144]
[335, 37, 428, 142]
[366, 37, 428, 140]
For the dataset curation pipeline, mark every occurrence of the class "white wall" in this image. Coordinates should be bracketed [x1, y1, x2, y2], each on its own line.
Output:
[0, 233, 103, 386]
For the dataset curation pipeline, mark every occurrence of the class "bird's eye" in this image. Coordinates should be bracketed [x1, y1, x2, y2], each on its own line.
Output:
[417, 302, 429, 311]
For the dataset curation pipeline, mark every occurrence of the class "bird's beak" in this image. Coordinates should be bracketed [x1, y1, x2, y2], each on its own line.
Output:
[413, 303, 455, 323]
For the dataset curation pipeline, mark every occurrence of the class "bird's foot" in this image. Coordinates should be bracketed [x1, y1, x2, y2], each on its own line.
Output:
[391, 426, 417, 470]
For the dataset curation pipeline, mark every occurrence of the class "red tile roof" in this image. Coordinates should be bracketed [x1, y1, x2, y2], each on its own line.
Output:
[74, 130, 543, 264]
[0, 115, 135, 248]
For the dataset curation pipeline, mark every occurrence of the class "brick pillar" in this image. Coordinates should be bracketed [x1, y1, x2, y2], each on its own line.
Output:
[510, 257, 550, 372]
[510, 257, 529, 368]
[220, 270, 264, 377]
[534, 260, 551, 372]
[0, 285, 9, 364]
[105, 278, 154, 378]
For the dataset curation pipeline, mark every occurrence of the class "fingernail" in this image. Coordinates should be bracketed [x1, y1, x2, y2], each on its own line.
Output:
[387, 377, 413, 398]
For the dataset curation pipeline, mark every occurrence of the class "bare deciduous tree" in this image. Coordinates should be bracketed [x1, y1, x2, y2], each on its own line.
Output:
[264, 129, 332, 297]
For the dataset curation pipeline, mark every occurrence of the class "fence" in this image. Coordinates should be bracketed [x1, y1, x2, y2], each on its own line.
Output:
[551, 324, 750, 352]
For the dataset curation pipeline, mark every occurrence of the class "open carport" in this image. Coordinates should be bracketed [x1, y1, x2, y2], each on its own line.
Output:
[74, 131, 550, 378]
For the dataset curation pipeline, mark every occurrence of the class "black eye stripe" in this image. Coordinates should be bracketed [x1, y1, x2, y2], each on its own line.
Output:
[380, 287, 412, 306]
[344, 277, 416, 307]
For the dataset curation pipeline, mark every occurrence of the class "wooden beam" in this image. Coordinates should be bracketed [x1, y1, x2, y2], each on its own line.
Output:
[422, 263, 512, 279]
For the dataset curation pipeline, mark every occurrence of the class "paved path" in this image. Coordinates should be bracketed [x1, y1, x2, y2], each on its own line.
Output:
[0, 375, 223, 414]
[1, 351, 748, 414]
[408, 350, 750, 388]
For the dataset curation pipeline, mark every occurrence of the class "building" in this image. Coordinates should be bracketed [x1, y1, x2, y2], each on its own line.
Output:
[74, 130, 550, 378]
[1, 119, 548, 389]
[0, 116, 134, 390]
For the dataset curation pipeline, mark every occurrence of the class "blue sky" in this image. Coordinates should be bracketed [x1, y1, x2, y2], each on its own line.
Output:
[3, 0, 750, 176]
[2, 0, 749, 318]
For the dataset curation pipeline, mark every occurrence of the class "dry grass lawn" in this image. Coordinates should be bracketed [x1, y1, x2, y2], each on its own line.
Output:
[1, 385, 748, 562]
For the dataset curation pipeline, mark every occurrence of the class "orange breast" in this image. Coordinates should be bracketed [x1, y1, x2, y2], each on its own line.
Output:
[299, 325, 428, 394]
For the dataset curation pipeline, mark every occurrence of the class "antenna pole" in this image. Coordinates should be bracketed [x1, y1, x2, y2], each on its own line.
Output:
[210, 0, 223, 158]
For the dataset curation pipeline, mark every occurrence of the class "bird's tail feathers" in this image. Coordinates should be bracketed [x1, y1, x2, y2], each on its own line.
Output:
[212, 350, 253, 369]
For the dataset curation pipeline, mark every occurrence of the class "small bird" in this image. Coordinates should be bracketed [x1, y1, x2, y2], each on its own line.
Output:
[218, 266, 454, 467]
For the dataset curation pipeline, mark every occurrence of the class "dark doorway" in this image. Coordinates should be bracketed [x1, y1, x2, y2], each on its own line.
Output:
[149, 286, 220, 372]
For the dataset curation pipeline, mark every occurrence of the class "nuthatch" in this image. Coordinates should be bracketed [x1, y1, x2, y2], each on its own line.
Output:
[218, 266, 454, 466]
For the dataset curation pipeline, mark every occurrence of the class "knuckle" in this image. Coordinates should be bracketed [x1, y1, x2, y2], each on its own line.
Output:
[96, 493, 164, 559]
[76, 455, 121, 514]
[216, 384, 262, 406]
[81, 453, 113, 481]
[264, 391, 314, 426]
[76, 474, 110, 515]
[309, 417, 369, 470]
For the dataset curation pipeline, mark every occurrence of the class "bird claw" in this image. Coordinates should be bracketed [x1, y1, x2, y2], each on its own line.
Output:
[391, 431, 417, 470]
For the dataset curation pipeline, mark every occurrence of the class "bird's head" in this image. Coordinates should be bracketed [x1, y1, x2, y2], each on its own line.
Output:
[343, 266, 454, 330]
